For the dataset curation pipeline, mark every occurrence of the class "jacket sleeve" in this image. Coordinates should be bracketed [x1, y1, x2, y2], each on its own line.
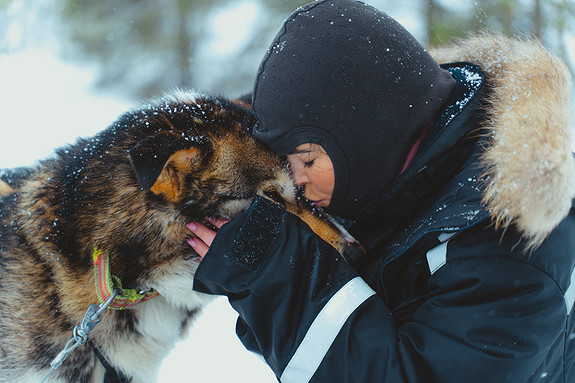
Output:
[193, 196, 567, 382]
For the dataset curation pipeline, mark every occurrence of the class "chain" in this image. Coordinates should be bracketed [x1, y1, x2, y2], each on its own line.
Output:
[39, 289, 119, 383]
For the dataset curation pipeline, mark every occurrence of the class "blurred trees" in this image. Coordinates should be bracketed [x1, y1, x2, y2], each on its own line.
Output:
[55, 0, 324, 99]
[58, 0, 233, 98]
[425, 0, 574, 57]
[56, 0, 317, 98]
[1, 0, 573, 100]
[425, 0, 575, 75]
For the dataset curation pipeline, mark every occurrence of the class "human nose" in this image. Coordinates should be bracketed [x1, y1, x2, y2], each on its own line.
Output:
[289, 163, 309, 187]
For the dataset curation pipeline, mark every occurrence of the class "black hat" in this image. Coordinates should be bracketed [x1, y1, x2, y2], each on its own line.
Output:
[252, 0, 456, 219]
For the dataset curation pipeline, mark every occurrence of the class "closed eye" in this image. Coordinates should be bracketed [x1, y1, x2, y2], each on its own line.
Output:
[304, 160, 315, 168]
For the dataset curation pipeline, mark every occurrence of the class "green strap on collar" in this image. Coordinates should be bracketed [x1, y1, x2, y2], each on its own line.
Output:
[92, 247, 159, 310]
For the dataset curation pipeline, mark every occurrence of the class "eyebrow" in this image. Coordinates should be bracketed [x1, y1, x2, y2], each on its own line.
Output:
[289, 149, 312, 155]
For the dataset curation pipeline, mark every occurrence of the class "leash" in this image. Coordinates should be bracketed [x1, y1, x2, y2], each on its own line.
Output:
[40, 289, 119, 383]
[40, 247, 159, 382]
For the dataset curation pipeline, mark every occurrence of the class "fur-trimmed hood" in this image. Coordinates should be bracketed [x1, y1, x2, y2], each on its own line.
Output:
[431, 34, 575, 249]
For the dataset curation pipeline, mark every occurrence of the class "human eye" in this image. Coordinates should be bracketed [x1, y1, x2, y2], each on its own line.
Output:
[304, 159, 315, 168]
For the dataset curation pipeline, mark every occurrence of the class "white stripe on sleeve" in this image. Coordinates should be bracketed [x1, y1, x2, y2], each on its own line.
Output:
[280, 276, 376, 383]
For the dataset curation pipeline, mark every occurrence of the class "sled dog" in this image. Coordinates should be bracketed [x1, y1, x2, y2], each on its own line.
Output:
[0, 91, 358, 382]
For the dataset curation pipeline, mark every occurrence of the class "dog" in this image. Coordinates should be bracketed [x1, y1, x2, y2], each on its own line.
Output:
[0, 91, 359, 383]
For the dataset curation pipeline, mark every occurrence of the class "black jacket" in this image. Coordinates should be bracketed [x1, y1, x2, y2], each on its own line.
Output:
[194, 60, 575, 382]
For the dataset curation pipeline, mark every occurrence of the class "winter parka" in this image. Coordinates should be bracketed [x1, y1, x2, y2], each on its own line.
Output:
[193, 35, 575, 382]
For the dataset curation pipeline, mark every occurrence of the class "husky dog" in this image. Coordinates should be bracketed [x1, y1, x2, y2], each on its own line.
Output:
[0, 92, 358, 383]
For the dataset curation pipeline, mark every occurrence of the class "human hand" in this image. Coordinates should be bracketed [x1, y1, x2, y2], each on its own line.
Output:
[186, 218, 229, 259]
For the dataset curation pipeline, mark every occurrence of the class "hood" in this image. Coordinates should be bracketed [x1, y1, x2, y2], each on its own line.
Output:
[431, 33, 575, 249]
[252, 0, 456, 219]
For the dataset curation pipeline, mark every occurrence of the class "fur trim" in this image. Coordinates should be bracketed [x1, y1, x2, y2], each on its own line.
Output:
[431, 33, 575, 249]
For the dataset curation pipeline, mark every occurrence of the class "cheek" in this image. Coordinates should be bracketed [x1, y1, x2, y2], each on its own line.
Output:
[322, 172, 335, 193]
[312, 169, 335, 194]
[286, 159, 303, 179]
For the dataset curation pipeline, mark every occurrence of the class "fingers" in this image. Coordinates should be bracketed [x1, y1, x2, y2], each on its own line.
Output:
[186, 235, 210, 258]
[186, 218, 230, 259]
[187, 221, 217, 247]
[205, 216, 229, 229]
[186, 222, 214, 258]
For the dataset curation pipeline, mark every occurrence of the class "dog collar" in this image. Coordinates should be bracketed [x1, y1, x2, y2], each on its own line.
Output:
[92, 247, 159, 310]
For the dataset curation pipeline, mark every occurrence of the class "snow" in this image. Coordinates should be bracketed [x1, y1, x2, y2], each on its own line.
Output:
[0, 49, 276, 383]
[158, 297, 276, 382]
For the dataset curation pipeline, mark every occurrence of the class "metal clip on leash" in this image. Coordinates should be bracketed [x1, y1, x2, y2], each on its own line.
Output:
[40, 289, 119, 383]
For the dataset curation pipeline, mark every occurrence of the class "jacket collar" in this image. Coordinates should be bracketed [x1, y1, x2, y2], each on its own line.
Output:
[350, 35, 575, 258]
[348, 63, 487, 256]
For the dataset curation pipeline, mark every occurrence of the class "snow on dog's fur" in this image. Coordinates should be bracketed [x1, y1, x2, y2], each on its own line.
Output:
[0, 92, 358, 382]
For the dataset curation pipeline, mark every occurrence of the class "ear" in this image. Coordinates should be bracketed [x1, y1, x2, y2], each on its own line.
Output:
[128, 132, 200, 191]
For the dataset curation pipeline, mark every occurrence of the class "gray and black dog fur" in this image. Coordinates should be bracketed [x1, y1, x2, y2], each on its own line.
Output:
[0, 91, 355, 382]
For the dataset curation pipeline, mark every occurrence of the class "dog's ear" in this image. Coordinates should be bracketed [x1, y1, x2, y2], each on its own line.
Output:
[129, 132, 194, 190]
[129, 133, 207, 203]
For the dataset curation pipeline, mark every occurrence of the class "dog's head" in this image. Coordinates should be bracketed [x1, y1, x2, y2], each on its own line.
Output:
[126, 92, 359, 255]
[128, 93, 290, 221]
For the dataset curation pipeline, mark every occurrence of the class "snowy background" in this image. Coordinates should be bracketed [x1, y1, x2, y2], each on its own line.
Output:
[1, 0, 574, 382]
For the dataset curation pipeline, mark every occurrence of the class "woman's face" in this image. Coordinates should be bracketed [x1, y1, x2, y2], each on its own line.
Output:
[286, 143, 335, 208]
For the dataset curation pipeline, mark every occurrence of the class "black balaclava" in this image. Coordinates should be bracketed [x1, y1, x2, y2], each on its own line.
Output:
[252, 0, 456, 219]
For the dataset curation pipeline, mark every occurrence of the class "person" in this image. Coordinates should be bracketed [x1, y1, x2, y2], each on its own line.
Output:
[187, 0, 575, 381]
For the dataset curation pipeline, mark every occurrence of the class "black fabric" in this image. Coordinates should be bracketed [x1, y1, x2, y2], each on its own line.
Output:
[193, 185, 575, 383]
[312, 220, 574, 383]
[193, 62, 575, 381]
[225, 196, 285, 272]
[252, 0, 456, 219]
[348, 62, 487, 257]
[193, 195, 360, 376]
[88, 341, 130, 383]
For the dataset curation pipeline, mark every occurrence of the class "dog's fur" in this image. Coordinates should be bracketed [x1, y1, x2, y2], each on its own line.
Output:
[0, 91, 356, 382]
